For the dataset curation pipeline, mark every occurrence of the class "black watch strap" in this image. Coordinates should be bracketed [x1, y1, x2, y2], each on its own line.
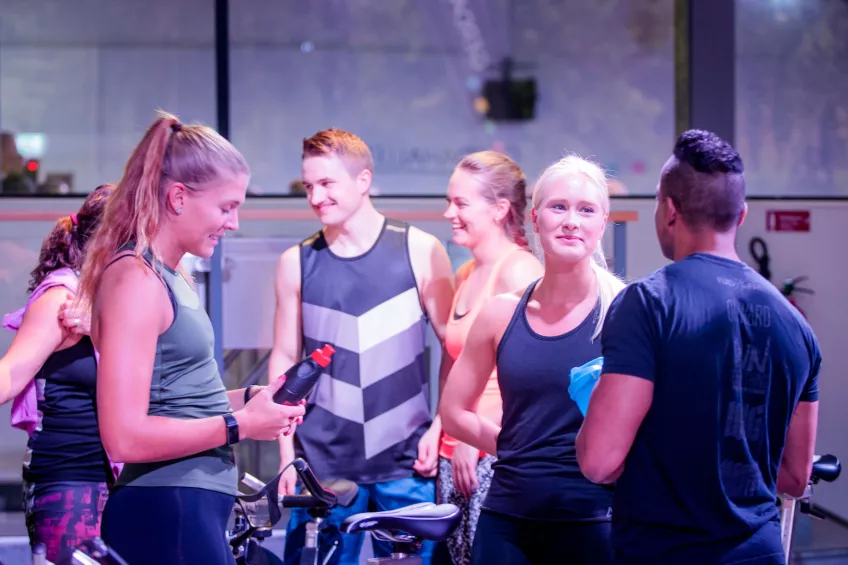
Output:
[223, 413, 240, 445]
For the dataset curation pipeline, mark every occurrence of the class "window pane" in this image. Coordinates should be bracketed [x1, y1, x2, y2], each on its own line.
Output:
[0, 0, 216, 195]
[735, 0, 848, 196]
[231, 0, 674, 196]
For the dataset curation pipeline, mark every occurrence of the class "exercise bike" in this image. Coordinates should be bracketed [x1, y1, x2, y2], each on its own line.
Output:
[780, 453, 842, 563]
[230, 458, 359, 564]
[231, 458, 461, 565]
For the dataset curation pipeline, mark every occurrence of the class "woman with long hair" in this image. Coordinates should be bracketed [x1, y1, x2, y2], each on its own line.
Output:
[1, 184, 115, 563]
[440, 155, 624, 564]
[438, 151, 543, 565]
[79, 111, 305, 564]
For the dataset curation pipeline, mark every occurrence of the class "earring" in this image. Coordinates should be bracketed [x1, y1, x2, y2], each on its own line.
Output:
[175, 208, 183, 215]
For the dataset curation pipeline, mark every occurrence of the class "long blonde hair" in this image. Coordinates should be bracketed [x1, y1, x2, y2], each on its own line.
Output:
[79, 110, 249, 301]
[531, 155, 625, 340]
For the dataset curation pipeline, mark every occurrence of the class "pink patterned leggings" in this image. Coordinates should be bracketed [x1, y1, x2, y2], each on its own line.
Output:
[23, 481, 109, 564]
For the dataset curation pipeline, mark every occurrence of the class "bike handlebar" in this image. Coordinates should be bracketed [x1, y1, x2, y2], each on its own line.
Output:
[811, 454, 841, 484]
[234, 459, 358, 530]
[292, 458, 338, 506]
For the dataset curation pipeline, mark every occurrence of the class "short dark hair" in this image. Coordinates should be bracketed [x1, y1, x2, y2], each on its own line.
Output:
[660, 129, 746, 232]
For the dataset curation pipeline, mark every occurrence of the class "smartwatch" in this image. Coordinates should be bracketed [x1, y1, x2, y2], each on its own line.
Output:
[223, 413, 240, 446]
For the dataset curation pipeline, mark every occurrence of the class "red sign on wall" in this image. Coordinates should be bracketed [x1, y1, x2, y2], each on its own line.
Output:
[766, 210, 811, 232]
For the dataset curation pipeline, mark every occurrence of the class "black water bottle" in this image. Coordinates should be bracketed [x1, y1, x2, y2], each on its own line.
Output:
[273, 344, 335, 405]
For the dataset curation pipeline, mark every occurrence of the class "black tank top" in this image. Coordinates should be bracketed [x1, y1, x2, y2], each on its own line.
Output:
[484, 279, 613, 522]
[24, 336, 110, 484]
[295, 218, 431, 484]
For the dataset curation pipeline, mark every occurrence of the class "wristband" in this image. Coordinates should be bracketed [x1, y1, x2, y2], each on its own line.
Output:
[243, 386, 255, 406]
[223, 413, 240, 445]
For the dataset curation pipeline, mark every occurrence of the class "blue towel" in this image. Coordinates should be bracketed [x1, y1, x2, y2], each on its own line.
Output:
[568, 356, 604, 416]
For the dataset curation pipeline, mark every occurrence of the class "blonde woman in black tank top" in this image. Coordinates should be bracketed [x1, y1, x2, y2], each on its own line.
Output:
[440, 155, 624, 565]
[78, 113, 305, 565]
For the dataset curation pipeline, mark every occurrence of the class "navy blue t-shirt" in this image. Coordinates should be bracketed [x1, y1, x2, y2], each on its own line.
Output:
[601, 253, 820, 565]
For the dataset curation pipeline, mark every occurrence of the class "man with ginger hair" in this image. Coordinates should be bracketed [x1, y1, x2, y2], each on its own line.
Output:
[270, 128, 455, 565]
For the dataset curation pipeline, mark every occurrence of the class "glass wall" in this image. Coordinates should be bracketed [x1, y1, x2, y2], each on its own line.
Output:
[0, 0, 216, 195]
[230, 0, 676, 196]
[735, 0, 848, 196]
[5, 1, 848, 198]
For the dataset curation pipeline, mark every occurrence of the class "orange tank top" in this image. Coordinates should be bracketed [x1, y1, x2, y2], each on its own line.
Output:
[439, 246, 525, 460]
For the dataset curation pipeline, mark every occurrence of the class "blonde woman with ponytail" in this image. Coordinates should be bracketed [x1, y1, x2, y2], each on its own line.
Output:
[80, 112, 305, 565]
[440, 154, 623, 565]
[437, 151, 543, 565]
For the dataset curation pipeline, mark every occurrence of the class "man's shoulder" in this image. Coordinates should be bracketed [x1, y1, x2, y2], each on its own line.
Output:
[299, 228, 326, 251]
[406, 223, 444, 252]
[618, 267, 672, 306]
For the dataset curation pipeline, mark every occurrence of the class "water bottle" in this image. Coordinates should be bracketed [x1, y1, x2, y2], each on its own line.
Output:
[273, 345, 335, 405]
[568, 356, 604, 416]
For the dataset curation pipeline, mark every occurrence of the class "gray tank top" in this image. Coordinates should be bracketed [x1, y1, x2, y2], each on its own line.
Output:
[112, 247, 237, 496]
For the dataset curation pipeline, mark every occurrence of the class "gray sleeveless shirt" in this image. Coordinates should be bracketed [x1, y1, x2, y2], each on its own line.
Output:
[113, 249, 238, 496]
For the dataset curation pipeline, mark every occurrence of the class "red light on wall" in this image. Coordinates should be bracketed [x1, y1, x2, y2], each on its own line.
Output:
[26, 160, 39, 172]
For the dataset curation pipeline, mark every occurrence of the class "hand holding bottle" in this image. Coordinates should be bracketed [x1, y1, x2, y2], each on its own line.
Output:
[235, 376, 306, 441]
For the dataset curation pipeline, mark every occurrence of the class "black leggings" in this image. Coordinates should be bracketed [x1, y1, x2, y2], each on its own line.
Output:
[101, 486, 236, 565]
[470, 509, 612, 565]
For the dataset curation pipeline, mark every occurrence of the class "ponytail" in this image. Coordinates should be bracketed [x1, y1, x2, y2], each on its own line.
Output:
[79, 111, 248, 302]
[456, 151, 530, 251]
[505, 205, 530, 251]
[28, 184, 113, 294]
[590, 245, 625, 340]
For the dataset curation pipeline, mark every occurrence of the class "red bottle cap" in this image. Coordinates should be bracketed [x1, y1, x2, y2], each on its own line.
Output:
[310, 344, 335, 368]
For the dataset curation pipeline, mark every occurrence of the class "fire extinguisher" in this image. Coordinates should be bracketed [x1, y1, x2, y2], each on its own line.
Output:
[781, 275, 814, 318]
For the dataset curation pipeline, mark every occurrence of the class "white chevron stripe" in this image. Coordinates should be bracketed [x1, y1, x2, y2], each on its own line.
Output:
[302, 287, 424, 355]
[301, 302, 360, 353]
[359, 321, 427, 389]
[363, 390, 431, 459]
[311, 373, 364, 424]
[357, 287, 424, 353]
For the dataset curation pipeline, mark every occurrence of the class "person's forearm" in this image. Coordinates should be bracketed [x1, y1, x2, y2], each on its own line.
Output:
[104, 411, 254, 464]
[269, 349, 296, 384]
[0, 366, 11, 406]
[270, 348, 298, 469]
[442, 408, 499, 456]
[436, 346, 454, 400]
[427, 347, 453, 436]
[227, 388, 247, 411]
[278, 431, 296, 467]
[777, 461, 810, 498]
[0, 362, 33, 406]
[429, 414, 442, 435]
[227, 386, 260, 411]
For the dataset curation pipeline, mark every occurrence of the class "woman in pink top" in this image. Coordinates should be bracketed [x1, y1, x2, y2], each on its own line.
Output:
[438, 151, 543, 565]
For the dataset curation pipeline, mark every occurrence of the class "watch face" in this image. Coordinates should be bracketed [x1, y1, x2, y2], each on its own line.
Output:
[225, 414, 239, 445]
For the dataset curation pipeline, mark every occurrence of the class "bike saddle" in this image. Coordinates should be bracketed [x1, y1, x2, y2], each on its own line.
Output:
[341, 503, 461, 541]
[811, 454, 841, 483]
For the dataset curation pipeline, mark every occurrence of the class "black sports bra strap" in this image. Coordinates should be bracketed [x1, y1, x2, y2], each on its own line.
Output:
[103, 251, 136, 271]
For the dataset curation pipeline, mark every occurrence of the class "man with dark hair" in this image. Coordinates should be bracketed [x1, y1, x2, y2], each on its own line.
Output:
[576, 129, 820, 564]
